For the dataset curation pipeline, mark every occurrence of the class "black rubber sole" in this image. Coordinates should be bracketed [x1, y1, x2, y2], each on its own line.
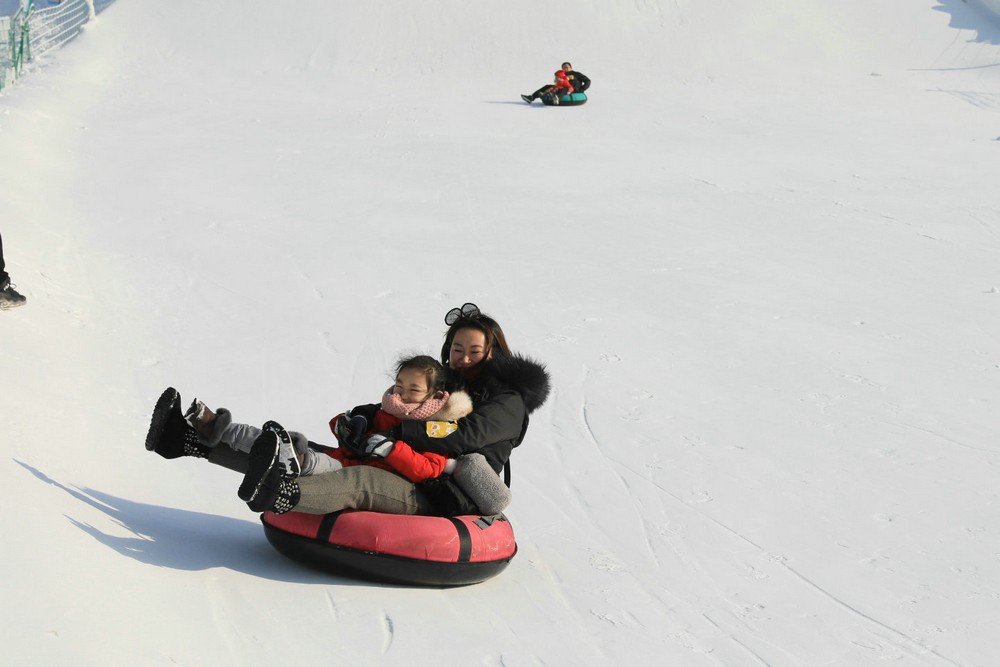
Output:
[238, 432, 280, 506]
[145, 387, 180, 454]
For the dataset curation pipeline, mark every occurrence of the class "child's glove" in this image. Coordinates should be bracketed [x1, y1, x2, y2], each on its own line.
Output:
[343, 432, 394, 459]
[334, 412, 368, 447]
[365, 433, 395, 457]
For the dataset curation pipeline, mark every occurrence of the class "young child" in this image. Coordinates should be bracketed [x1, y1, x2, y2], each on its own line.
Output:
[325, 354, 475, 482]
[543, 70, 574, 104]
[521, 69, 575, 105]
[187, 354, 511, 514]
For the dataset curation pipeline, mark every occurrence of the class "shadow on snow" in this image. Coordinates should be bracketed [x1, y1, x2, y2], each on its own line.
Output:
[15, 459, 392, 588]
[933, 0, 1000, 45]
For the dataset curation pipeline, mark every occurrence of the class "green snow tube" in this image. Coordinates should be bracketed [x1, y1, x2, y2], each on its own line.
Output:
[541, 92, 588, 106]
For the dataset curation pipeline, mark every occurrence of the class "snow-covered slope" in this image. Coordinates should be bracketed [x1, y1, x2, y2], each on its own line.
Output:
[2, 1, 1000, 664]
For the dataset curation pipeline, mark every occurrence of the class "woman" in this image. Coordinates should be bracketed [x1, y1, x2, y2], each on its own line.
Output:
[520, 61, 590, 104]
[145, 303, 550, 517]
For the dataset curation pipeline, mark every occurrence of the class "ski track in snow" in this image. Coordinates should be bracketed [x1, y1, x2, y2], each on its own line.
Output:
[613, 454, 965, 665]
[324, 590, 339, 621]
[578, 389, 796, 662]
[967, 208, 997, 241]
[697, 613, 772, 667]
[579, 385, 968, 665]
[932, 88, 1000, 110]
[900, 422, 1000, 455]
[380, 610, 395, 655]
[779, 563, 964, 667]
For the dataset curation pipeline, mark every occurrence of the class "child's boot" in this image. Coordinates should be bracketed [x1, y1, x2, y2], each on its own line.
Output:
[145, 388, 210, 459]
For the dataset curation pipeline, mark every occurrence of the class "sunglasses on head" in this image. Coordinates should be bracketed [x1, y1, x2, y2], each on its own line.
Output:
[445, 302, 481, 325]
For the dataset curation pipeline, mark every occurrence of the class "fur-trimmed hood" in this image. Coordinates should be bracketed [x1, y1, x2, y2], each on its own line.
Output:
[429, 390, 474, 421]
[481, 353, 551, 414]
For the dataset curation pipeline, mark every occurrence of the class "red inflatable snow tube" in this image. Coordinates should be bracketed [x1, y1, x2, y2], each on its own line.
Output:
[261, 509, 517, 586]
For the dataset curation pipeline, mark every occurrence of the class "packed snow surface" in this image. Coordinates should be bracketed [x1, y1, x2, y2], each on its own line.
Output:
[2, 1, 1000, 664]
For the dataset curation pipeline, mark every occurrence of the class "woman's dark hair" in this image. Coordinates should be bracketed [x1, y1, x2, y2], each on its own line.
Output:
[439, 310, 511, 368]
[395, 355, 448, 394]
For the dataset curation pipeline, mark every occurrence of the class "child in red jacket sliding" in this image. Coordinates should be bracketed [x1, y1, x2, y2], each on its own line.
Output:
[521, 69, 575, 104]
[329, 354, 476, 482]
[325, 354, 513, 514]
[545, 70, 574, 104]
[187, 354, 511, 514]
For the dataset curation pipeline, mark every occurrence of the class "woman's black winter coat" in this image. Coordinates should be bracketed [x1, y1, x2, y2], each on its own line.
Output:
[395, 354, 551, 515]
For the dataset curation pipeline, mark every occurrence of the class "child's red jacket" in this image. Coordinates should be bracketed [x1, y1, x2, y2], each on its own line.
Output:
[325, 391, 472, 482]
